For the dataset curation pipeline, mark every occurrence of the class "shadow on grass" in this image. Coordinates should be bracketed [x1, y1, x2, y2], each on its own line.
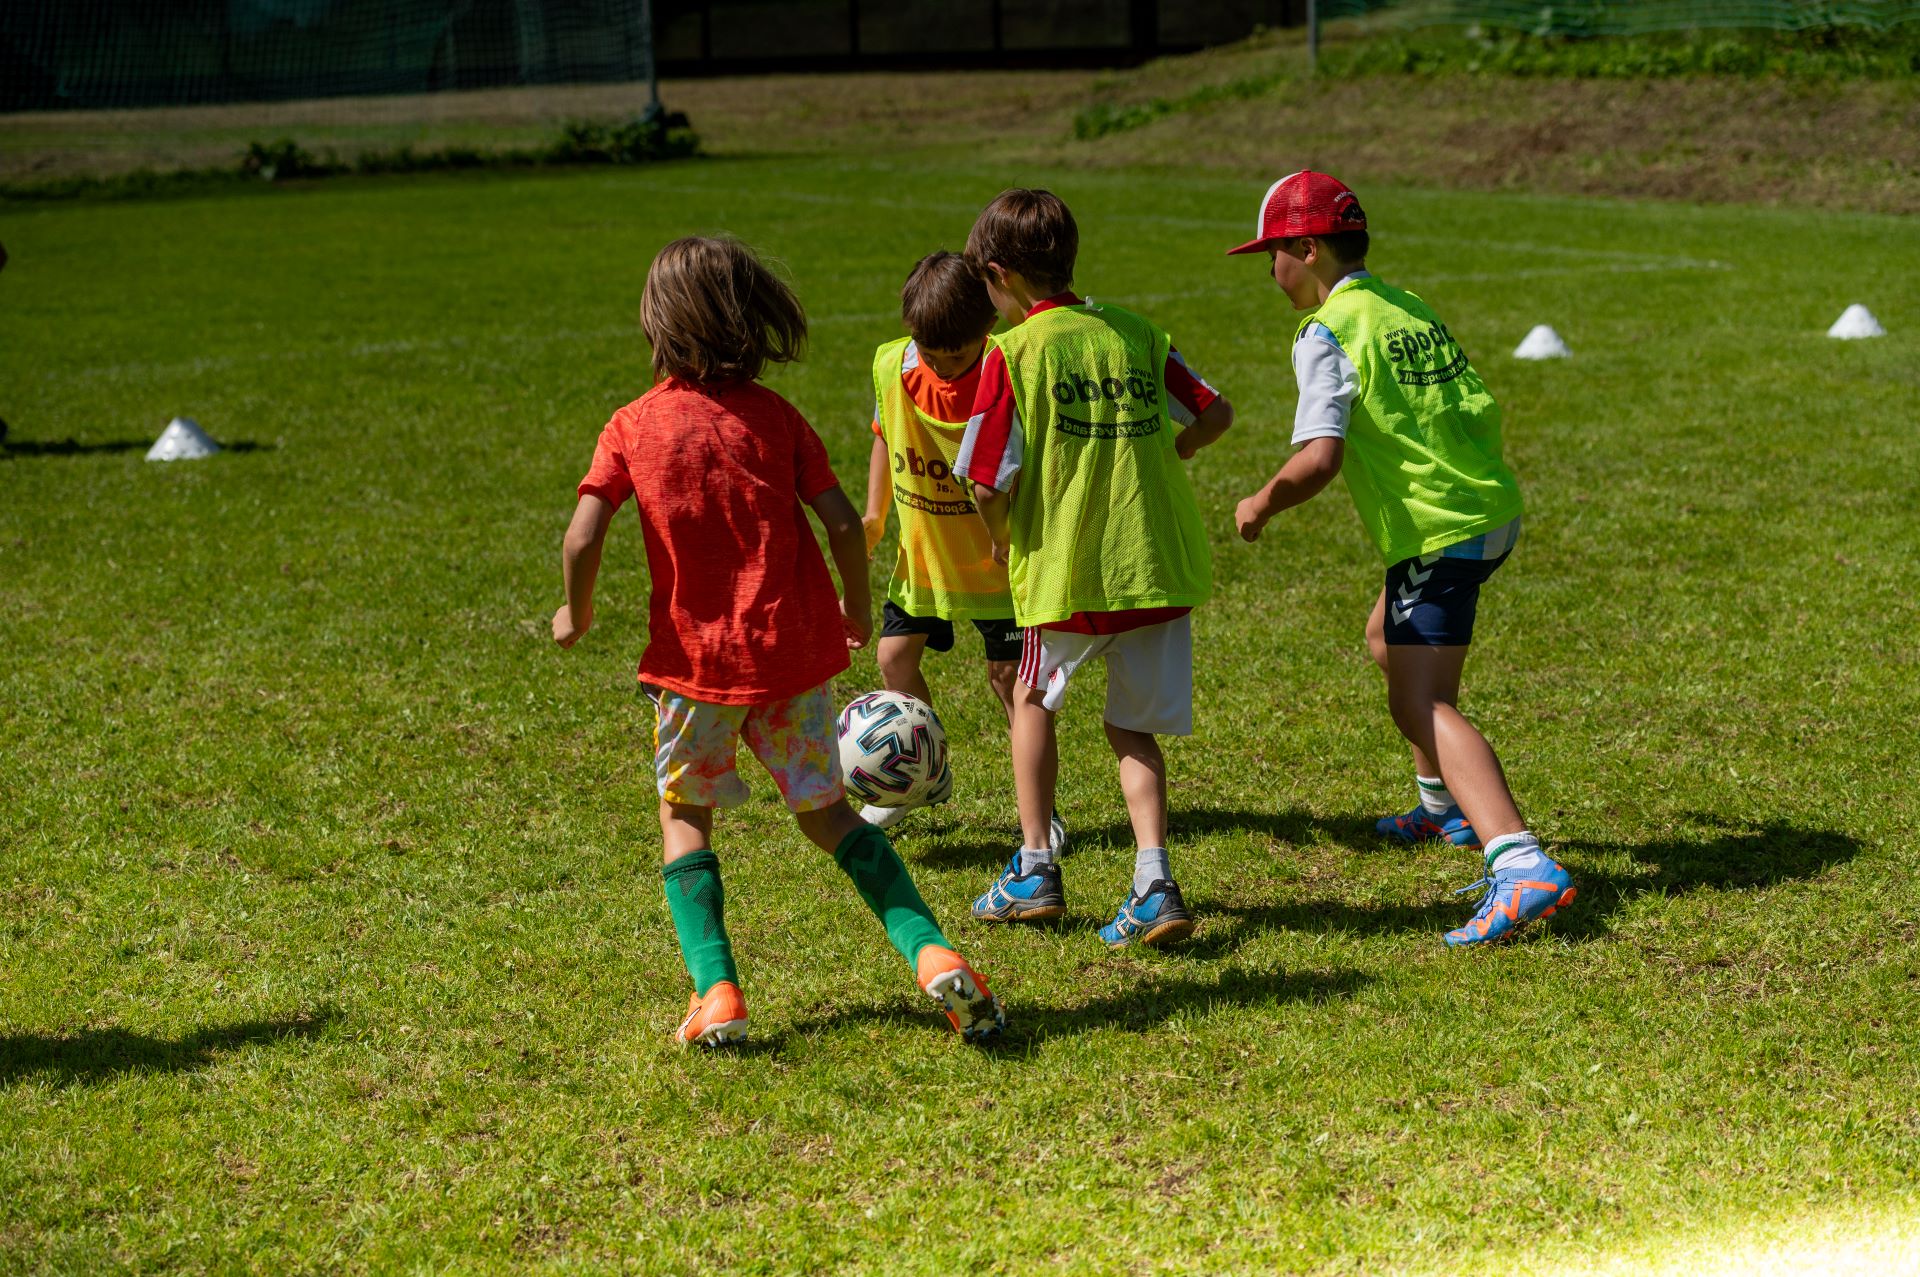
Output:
[0, 1007, 336, 1087]
[1203, 810, 1863, 946]
[1540, 815, 1863, 942]
[909, 805, 1381, 872]
[0, 434, 276, 459]
[919, 808, 1863, 947]
[787, 965, 1369, 1046]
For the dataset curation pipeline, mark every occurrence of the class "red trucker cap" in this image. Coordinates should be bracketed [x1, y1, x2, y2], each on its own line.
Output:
[1226, 171, 1367, 255]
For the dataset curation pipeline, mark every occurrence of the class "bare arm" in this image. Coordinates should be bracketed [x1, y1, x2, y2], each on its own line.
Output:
[862, 434, 891, 553]
[973, 482, 1013, 565]
[1235, 437, 1343, 543]
[1175, 394, 1235, 461]
[808, 485, 872, 649]
[553, 494, 615, 646]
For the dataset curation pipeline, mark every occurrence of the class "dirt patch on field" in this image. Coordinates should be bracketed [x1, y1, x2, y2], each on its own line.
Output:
[1074, 72, 1920, 215]
[2, 46, 1914, 214]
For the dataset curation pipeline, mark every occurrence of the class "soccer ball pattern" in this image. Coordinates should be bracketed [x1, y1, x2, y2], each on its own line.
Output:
[836, 691, 949, 808]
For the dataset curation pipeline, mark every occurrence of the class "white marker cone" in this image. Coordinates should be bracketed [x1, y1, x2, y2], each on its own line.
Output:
[1827, 304, 1885, 340]
[146, 417, 221, 461]
[1513, 325, 1571, 360]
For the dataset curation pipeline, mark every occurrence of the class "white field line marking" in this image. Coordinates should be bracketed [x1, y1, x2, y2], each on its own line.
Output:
[622, 176, 1731, 270]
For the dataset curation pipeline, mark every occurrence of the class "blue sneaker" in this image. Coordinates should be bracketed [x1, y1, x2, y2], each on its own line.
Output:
[971, 853, 1066, 924]
[1098, 879, 1195, 948]
[1377, 803, 1481, 849]
[1444, 850, 1576, 947]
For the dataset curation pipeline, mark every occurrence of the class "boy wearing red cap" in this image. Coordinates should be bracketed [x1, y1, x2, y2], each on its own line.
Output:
[1228, 171, 1576, 946]
[957, 189, 1236, 947]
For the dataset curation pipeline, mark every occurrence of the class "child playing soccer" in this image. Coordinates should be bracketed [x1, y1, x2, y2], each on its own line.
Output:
[956, 189, 1235, 947]
[1226, 171, 1577, 946]
[551, 235, 1005, 1043]
[858, 251, 1065, 853]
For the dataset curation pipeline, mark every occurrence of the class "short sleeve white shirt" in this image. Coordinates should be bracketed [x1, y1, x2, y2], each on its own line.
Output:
[1290, 271, 1370, 446]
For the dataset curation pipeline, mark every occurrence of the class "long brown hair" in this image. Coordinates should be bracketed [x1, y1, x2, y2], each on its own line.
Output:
[639, 235, 807, 384]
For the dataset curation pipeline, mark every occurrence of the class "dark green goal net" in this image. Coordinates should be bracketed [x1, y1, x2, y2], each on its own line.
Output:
[1, 0, 656, 112]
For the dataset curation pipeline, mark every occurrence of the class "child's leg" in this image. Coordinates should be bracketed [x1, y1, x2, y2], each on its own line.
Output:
[984, 659, 1017, 728]
[877, 633, 935, 705]
[971, 678, 1069, 924]
[1384, 649, 1576, 945]
[1011, 685, 1060, 854]
[1368, 590, 1444, 782]
[795, 798, 949, 965]
[1104, 721, 1168, 853]
[651, 688, 754, 996]
[1093, 618, 1196, 946]
[1374, 547, 1573, 942]
[1381, 643, 1524, 841]
[972, 618, 1024, 730]
[648, 686, 754, 1043]
[658, 800, 739, 996]
[978, 616, 1068, 852]
[865, 633, 943, 828]
[799, 800, 1002, 1038]
[744, 683, 1005, 1037]
[740, 684, 948, 966]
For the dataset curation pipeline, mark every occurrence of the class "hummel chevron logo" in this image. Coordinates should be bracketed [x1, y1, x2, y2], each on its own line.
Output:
[1406, 562, 1434, 585]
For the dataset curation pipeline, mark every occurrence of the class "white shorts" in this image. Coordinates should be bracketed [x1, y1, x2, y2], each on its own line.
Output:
[1016, 613, 1193, 736]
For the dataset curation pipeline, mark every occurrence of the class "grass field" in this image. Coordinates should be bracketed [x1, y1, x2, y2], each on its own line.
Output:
[2, 146, 1918, 1273]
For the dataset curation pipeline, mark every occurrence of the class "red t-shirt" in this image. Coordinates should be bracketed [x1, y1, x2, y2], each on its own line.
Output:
[869, 341, 985, 435]
[578, 378, 848, 705]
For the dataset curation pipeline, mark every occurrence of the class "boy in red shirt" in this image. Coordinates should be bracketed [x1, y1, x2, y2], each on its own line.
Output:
[552, 235, 1004, 1045]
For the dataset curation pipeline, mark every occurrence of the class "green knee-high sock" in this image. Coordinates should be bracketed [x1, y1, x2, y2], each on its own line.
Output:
[832, 825, 949, 967]
[662, 850, 738, 996]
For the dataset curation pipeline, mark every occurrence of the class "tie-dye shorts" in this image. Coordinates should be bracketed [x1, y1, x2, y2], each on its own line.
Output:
[646, 681, 845, 813]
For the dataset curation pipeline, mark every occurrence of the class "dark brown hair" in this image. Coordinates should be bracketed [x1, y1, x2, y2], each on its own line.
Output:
[964, 189, 1078, 296]
[900, 251, 998, 350]
[1279, 230, 1371, 266]
[639, 235, 806, 384]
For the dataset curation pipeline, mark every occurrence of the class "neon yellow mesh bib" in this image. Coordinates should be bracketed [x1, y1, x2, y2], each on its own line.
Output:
[1303, 278, 1523, 564]
[872, 338, 1013, 621]
[993, 303, 1211, 627]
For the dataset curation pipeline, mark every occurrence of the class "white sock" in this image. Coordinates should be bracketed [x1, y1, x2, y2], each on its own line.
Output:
[1417, 774, 1456, 816]
[1485, 831, 1543, 874]
[1132, 846, 1171, 896]
[1017, 846, 1056, 876]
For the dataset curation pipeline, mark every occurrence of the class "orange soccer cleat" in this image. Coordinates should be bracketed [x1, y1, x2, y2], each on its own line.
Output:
[914, 946, 1006, 1042]
[676, 980, 749, 1048]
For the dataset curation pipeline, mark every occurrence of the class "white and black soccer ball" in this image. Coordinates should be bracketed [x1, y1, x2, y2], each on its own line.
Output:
[836, 691, 949, 809]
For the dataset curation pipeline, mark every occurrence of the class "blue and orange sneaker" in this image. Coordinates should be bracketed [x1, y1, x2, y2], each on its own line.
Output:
[1098, 880, 1195, 948]
[971, 853, 1066, 923]
[1377, 803, 1481, 849]
[1444, 849, 1576, 947]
